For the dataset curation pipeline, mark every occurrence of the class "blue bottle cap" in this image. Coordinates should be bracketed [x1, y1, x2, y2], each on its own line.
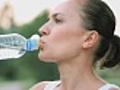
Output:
[26, 39, 38, 51]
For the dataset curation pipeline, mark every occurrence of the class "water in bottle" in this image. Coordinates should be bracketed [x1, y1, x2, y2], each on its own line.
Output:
[0, 33, 40, 60]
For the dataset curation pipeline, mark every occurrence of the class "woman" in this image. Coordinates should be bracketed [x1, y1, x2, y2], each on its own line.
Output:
[30, 0, 120, 90]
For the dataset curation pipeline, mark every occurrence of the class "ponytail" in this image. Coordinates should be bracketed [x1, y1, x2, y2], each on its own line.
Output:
[100, 35, 120, 68]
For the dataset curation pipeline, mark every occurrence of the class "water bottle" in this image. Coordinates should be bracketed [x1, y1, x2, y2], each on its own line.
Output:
[0, 33, 40, 60]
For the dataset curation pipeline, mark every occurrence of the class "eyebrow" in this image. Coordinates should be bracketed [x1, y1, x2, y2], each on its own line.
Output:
[49, 13, 64, 19]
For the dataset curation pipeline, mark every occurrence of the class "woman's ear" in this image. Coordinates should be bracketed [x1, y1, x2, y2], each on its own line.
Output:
[82, 31, 99, 49]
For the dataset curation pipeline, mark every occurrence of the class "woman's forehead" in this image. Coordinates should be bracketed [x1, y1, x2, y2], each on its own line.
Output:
[49, 0, 81, 17]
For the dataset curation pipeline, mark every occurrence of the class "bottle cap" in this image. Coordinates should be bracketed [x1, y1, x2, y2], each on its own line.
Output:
[26, 34, 40, 51]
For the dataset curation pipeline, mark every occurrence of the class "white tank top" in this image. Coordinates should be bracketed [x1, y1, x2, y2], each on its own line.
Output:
[98, 83, 120, 90]
[44, 81, 61, 90]
[44, 81, 120, 90]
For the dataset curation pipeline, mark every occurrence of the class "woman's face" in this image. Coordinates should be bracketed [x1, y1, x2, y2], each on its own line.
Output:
[38, 0, 87, 62]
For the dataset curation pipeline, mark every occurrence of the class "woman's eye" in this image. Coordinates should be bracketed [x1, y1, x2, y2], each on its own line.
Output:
[55, 18, 62, 23]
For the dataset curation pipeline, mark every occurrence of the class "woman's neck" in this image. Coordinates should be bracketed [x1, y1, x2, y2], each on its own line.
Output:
[57, 55, 105, 90]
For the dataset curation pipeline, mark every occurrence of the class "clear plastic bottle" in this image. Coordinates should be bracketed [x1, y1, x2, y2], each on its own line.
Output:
[0, 33, 40, 60]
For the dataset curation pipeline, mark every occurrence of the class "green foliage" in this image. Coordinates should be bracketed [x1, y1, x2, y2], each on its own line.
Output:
[97, 67, 120, 86]
[18, 10, 49, 38]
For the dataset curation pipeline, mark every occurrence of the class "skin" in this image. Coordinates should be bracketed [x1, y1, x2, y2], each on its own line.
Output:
[30, 0, 119, 90]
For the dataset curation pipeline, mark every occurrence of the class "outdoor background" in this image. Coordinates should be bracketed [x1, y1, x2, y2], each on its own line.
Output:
[0, 0, 120, 90]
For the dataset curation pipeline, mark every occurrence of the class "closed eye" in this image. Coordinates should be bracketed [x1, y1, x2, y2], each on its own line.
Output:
[54, 18, 62, 23]
[49, 13, 64, 24]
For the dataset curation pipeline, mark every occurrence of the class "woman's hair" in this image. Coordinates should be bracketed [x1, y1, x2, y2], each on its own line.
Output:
[82, 0, 120, 68]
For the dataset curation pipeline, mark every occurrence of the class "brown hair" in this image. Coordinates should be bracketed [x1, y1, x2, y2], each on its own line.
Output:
[82, 0, 120, 68]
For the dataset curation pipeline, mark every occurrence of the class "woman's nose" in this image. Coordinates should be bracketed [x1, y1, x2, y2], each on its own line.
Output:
[39, 23, 50, 36]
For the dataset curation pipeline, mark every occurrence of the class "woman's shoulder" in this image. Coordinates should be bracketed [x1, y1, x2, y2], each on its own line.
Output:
[30, 81, 50, 90]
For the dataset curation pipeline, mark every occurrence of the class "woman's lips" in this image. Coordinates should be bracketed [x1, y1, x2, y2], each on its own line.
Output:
[39, 39, 45, 50]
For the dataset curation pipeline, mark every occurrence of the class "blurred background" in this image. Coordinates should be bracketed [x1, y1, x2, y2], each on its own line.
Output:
[0, 0, 119, 90]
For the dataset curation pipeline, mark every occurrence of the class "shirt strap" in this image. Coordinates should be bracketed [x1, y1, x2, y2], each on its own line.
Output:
[98, 83, 120, 90]
[44, 81, 61, 90]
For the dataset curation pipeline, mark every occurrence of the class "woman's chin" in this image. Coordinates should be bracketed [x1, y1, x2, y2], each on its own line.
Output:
[38, 54, 59, 63]
[38, 53, 46, 61]
[38, 52, 52, 62]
